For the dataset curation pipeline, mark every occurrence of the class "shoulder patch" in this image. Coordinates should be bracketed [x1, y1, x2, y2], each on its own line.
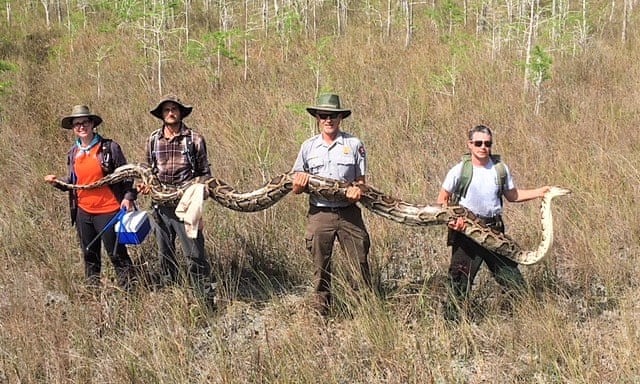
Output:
[358, 145, 366, 157]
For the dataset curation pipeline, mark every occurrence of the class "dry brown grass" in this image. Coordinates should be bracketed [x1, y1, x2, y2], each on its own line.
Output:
[1, 1, 639, 383]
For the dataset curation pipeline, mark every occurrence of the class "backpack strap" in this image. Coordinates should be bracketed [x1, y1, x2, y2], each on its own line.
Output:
[493, 156, 507, 206]
[99, 138, 114, 174]
[183, 131, 196, 176]
[66, 145, 78, 225]
[451, 153, 506, 205]
[149, 128, 197, 176]
[67, 145, 76, 181]
[149, 129, 161, 174]
[451, 154, 472, 205]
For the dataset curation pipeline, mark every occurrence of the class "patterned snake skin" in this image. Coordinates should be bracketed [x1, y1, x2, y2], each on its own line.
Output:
[51, 163, 570, 265]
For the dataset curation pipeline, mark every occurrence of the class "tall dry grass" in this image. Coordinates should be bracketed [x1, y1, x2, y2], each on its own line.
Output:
[1, 1, 639, 382]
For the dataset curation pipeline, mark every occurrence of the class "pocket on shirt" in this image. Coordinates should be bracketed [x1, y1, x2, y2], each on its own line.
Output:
[336, 156, 356, 176]
[307, 157, 324, 174]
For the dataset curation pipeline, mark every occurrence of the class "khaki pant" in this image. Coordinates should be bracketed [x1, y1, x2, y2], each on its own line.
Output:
[304, 204, 371, 315]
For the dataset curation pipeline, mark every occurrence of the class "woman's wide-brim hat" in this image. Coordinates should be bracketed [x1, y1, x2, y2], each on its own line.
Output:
[60, 105, 103, 129]
[306, 93, 351, 119]
[150, 94, 193, 120]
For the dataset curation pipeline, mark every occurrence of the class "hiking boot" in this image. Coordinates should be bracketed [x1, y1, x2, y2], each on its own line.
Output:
[202, 282, 218, 311]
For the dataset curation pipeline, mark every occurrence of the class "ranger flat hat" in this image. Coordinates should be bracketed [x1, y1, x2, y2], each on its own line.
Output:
[306, 93, 351, 119]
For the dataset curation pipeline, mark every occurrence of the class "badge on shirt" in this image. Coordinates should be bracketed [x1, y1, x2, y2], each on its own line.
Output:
[343, 146, 351, 155]
[358, 145, 366, 157]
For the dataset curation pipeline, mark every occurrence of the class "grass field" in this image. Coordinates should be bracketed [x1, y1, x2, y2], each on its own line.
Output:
[0, 1, 639, 382]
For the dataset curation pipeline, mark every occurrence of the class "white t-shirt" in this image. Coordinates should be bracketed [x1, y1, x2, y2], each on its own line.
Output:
[441, 159, 515, 217]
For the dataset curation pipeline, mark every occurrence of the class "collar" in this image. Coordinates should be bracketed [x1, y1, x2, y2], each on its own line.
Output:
[75, 134, 101, 154]
[160, 122, 189, 139]
[312, 132, 344, 149]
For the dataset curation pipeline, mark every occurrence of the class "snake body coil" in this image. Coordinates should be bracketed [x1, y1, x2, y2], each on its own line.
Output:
[52, 163, 570, 265]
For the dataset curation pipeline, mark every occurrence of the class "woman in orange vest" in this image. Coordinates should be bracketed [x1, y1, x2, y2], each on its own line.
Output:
[45, 105, 138, 292]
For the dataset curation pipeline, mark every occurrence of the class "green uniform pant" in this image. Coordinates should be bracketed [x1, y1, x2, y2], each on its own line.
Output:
[304, 204, 371, 315]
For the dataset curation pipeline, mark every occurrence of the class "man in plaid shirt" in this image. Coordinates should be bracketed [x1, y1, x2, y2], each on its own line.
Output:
[140, 94, 216, 309]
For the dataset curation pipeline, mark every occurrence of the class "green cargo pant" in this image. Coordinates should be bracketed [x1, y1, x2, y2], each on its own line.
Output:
[304, 204, 371, 316]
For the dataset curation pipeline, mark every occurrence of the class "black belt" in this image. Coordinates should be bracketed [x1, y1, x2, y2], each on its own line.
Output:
[477, 214, 502, 226]
[310, 205, 352, 213]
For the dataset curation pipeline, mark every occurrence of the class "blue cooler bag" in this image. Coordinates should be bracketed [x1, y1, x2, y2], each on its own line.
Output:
[115, 210, 151, 245]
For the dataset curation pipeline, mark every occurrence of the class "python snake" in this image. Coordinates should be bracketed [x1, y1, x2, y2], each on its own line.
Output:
[51, 163, 570, 265]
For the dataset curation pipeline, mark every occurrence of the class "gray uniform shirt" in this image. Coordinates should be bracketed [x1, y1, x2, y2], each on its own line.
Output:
[442, 158, 515, 218]
[292, 132, 366, 208]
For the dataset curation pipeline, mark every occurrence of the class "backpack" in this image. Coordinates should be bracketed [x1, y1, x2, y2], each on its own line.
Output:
[149, 129, 197, 176]
[450, 153, 507, 206]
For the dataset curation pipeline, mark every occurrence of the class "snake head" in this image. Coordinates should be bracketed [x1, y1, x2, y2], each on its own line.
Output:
[547, 186, 571, 198]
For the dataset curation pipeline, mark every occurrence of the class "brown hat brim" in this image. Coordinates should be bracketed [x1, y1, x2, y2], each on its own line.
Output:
[61, 115, 103, 130]
[306, 107, 351, 119]
[150, 100, 193, 120]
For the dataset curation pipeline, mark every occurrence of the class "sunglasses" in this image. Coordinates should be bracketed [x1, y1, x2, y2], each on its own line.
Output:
[471, 140, 492, 148]
[317, 113, 340, 120]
